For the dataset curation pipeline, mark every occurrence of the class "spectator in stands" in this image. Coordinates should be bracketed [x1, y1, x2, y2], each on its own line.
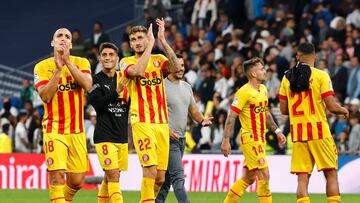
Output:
[0, 123, 12, 153]
[19, 79, 34, 109]
[346, 56, 360, 99]
[14, 111, 30, 153]
[191, 0, 217, 29]
[70, 29, 88, 57]
[331, 55, 349, 103]
[316, 40, 336, 69]
[144, 0, 167, 22]
[345, 113, 360, 155]
[346, 2, 360, 28]
[118, 41, 133, 59]
[211, 109, 227, 151]
[90, 21, 110, 49]
[198, 63, 215, 105]
[264, 63, 281, 107]
[317, 17, 329, 44]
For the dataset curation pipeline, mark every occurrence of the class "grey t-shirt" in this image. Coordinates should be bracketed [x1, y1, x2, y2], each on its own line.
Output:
[165, 78, 196, 138]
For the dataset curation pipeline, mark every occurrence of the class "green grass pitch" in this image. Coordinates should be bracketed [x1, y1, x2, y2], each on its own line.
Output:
[0, 190, 359, 203]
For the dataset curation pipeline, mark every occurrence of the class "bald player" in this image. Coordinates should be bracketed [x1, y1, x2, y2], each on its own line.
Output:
[34, 28, 93, 203]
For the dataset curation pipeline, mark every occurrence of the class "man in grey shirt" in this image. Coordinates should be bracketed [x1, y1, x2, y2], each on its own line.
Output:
[156, 55, 212, 203]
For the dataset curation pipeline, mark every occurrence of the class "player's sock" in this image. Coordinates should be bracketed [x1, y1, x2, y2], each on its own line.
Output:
[50, 185, 65, 203]
[154, 182, 162, 197]
[327, 195, 341, 203]
[108, 182, 123, 203]
[223, 178, 249, 203]
[97, 180, 110, 203]
[63, 184, 78, 203]
[257, 180, 272, 203]
[297, 196, 310, 203]
[140, 177, 155, 203]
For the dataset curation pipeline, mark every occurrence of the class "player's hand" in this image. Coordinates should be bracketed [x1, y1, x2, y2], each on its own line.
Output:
[276, 132, 286, 147]
[201, 117, 213, 127]
[169, 128, 179, 141]
[61, 43, 71, 65]
[117, 76, 126, 94]
[54, 52, 64, 71]
[221, 139, 231, 157]
[147, 23, 155, 47]
[155, 18, 166, 43]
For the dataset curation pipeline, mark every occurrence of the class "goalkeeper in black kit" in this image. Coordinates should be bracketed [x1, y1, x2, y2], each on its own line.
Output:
[87, 42, 130, 203]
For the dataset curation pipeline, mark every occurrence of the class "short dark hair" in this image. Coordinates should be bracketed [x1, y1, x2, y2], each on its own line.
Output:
[176, 54, 183, 59]
[297, 42, 315, 55]
[99, 42, 119, 54]
[243, 57, 264, 74]
[129, 25, 147, 36]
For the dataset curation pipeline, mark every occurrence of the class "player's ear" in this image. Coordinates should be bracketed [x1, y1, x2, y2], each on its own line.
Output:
[69, 42, 72, 49]
[51, 40, 54, 47]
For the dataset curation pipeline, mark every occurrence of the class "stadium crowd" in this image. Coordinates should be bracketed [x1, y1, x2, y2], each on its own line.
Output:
[0, 0, 360, 156]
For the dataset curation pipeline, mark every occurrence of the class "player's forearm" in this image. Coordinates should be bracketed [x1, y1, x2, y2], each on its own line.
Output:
[159, 39, 180, 73]
[266, 112, 279, 132]
[223, 112, 237, 141]
[88, 87, 118, 111]
[66, 62, 93, 91]
[127, 45, 153, 77]
[38, 71, 61, 103]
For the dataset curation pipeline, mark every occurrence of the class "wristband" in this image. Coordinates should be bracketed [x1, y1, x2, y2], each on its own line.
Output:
[274, 128, 281, 134]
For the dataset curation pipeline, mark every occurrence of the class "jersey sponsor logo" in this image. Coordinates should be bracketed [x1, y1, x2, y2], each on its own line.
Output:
[46, 157, 54, 166]
[104, 158, 112, 166]
[139, 76, 162, 86]
[142, 154, 149, 163]
[253, 106, 268, 113]
[57, 82, 79, 92]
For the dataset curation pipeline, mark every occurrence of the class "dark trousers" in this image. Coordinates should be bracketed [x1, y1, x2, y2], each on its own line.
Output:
[156, 138, 190, 203]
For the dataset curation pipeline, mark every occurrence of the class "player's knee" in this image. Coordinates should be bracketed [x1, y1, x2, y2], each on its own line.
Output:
[143, 166, 157, 178]
[105, 169, 120, 182]
[323, 169, 338, 180]
[49, 170, 65, 185]
[155, 175, 165, 186]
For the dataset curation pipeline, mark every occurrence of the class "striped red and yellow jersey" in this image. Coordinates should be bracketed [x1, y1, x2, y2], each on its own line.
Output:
[120, 54, 169, 125]
[231, 83, 268, 144]
[279, 67, 334, 142]
[116, 71, 130, 105]
[34, 56, 91, 135]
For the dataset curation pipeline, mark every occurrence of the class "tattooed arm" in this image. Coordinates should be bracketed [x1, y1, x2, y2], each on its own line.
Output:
[221, 110, 239, 157]
[155, 18, 181, 73]
[266, 111, 286, 145]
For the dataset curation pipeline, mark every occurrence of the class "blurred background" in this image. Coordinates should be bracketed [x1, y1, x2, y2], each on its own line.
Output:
[0, 0, 360, 196]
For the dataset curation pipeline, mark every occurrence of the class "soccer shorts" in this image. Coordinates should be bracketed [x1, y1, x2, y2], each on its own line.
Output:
[43, 133, 88, 173]
[132, 123, 169, 170]
[95, 142, 128, 171]
[241, 141, 268, 171]
[291, 137, 338, 174]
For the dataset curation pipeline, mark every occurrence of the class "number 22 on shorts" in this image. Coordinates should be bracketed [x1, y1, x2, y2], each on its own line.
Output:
[138, 138, 151, 151]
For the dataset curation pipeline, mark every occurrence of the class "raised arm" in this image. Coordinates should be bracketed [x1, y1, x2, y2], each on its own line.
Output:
[156, 18, 181, 73]
[59, 45, 93, 91]
[37, 69, 61, 104]
[126, 24, 155, 78]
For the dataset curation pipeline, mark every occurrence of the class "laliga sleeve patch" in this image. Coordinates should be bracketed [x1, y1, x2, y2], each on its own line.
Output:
[232, 98, 238, 106]
[120, 61, 127, 71]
